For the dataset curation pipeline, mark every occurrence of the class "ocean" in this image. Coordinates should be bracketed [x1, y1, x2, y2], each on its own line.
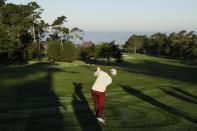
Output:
[46, 31, 197, 45]
[81, 31, 170, 45]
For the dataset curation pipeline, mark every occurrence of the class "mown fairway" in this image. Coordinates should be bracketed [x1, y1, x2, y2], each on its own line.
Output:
[0, 54, 197, 131]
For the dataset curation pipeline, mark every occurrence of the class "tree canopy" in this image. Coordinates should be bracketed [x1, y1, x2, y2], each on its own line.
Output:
[125, 30, 197, 60]
[0, 0, 196, 64]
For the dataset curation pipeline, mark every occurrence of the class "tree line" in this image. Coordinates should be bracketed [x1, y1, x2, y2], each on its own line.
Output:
[0, 0, 122, 64]
[125, 31, 197, 60]
[0, 1, 48, 62]
[1, 0, 196, 64]
[47, 40, 122, 64]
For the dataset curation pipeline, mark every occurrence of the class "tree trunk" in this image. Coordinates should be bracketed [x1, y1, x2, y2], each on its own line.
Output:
[39, 34, 41, 60]
[60, 31, 63, 45]
[37, 31, 41, 61]
[134, 46, 136, 53]
[23, 48, 28, 61]
[180, 48, 183, 59]
[11, 26, 14, 40]
[33, 24, 36, 43]
[23, 50, 26, 60]
[60, 24, 63, 45]
[107, 56, 110, 65]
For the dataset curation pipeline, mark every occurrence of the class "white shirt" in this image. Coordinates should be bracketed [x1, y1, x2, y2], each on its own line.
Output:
[92, 69, 112, 92]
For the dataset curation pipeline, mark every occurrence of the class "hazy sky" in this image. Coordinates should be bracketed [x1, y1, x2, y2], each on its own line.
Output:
[6, 0, 197, 32]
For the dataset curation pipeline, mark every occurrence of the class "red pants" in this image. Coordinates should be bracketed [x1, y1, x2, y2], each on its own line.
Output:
[91, 90, 105, 118]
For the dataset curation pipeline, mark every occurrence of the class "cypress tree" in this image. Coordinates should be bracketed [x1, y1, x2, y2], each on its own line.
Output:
[0, 15, 10, 62]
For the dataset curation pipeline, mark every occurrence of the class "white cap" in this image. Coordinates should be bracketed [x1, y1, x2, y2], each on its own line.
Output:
[109, 69, 117, 76]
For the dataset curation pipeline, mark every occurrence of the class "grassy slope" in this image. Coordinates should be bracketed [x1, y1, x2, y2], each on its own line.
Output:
[0, 54, 197, 131]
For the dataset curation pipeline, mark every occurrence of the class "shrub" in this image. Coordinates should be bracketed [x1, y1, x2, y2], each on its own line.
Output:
[61, 41, 75, 62]
[47, 40, 61, 62]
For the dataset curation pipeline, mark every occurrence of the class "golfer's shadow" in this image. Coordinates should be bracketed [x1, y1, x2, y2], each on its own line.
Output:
[72, 82, 102, 131]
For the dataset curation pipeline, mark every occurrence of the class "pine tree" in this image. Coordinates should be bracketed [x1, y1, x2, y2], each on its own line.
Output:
[0, 0, 6, 7]
[0, 15, 11, 62]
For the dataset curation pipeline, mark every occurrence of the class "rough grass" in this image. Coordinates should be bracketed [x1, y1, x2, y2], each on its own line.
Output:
[0, 54, 197, 131]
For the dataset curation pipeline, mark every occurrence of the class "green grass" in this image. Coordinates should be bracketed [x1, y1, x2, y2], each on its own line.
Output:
[0, 54, 197, 131]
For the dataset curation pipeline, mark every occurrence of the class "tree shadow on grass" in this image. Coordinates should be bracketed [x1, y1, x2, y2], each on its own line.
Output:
[158, 87, 197, 104]
[0, 63, 73, 131]
[0, 62, 55, 80]
[72, 82, 102, 131]
[169, 87, 197, 100]
[176, 60, 197, 67]
[83, 59, 120, 66]
[81, 55, 197, 85]
[120, 85, 197, 124]
[121, 60, 197, 85]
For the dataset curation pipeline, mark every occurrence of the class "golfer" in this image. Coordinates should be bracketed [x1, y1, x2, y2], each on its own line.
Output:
[91, 66, 117, 124]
